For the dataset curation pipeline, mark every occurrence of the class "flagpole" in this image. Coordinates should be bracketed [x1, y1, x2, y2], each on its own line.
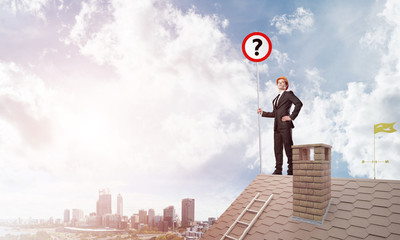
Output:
[256, 62, 262, 174]
[364, 123, 395, 180]
[374, 132, 376, 180]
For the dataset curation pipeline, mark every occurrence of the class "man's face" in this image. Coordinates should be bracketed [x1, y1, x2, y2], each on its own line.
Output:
[277, 79, 287, 91]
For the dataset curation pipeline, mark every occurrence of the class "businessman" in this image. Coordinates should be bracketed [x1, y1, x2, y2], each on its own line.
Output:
[257, 76, 303, 175]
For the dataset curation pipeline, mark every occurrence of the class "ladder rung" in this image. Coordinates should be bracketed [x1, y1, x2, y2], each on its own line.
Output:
[220, 193, 271, 240]
[239, 194, 274, 239]
[237, 221, 250, 226]
[246, 209, 257, 213]
[224, 235, 238, 240]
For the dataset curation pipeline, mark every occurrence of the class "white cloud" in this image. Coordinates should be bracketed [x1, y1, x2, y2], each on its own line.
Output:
[0, 0, 51, 20]
[259, 1, 400, 180]
[256, 20, 400, 179]
[359, 2, 395, 51]
[0, 61, 61, 219]
[270, 49, 291, 68]
[359, 26, 388, 50]
[382, 0, 400, 25]
[303, 67, 324, 96]
[295, 60, 400, 180]
[271, 7, 314, 35]
[0, 0, 258, 219]
[221, 18, 229, 29]
[0, 62, 53, 148]
[62, 0, 257, 171]
[295, 0, 400, 178]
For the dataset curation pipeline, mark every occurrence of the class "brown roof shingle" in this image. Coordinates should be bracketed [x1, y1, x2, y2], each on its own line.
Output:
[202, 175, 400, 240]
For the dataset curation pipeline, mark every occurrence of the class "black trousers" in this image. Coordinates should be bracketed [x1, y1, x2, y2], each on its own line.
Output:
[274, 128, 293, 172]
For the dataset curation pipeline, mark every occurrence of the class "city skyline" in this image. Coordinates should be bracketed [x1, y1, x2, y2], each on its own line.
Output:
[60, 189, 203, 226]
[1, 191, 207, 224]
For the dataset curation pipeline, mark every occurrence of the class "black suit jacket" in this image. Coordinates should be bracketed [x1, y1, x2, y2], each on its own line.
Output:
[262, 91, 303, 131]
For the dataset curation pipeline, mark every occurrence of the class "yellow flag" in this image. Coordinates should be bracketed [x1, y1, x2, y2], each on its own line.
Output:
[374, 122, 397, 134]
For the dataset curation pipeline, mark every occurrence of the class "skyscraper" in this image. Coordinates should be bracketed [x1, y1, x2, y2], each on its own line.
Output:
[148, 209, 155, 228]
[131, 214, 139, 229]
[64, 209, 70, 223]
[117, 193, 123, 216]
[163, 205, 175, 229]
[72, 209, 84, 221]
[139, 209, 147, 224]
[96, 189, 112, 226]
[181, 198, 195, 227]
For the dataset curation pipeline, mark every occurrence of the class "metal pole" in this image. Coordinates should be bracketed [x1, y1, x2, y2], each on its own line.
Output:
[256, 63, 262, 174]
[374, 132, 376, 180]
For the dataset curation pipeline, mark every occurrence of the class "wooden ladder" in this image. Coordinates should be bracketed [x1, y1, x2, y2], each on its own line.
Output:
[220, 193, 273, 240]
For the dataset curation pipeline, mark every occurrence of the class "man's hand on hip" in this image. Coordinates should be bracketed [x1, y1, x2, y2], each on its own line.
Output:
[282, 116, 291, 121]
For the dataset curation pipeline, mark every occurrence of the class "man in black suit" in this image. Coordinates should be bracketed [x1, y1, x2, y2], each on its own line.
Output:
[257, 76, 303, 175]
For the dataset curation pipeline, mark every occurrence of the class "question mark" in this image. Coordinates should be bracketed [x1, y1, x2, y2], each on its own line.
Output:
[253, 38, 262, 56]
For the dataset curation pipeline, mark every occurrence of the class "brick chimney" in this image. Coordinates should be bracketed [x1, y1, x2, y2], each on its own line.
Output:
[292, 143, 332, 224]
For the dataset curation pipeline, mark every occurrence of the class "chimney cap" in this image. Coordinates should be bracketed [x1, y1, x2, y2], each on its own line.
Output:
[292, 143, 332, 149]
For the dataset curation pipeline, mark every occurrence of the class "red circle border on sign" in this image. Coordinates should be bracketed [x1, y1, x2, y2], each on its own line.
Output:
[242, 32, 272, 62]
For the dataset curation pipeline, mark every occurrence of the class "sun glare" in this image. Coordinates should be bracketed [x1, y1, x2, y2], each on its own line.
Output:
[72, 111, 112, 150]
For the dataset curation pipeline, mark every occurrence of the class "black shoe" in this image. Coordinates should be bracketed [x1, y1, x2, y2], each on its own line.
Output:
[272, 170, 282, 175]
[287, 171, 293, 176]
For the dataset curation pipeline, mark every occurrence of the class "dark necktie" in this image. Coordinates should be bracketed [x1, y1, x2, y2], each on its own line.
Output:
[274, 94, 280, 108]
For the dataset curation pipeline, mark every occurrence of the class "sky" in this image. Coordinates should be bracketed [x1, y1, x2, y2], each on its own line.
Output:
[1, 0, 400, 222]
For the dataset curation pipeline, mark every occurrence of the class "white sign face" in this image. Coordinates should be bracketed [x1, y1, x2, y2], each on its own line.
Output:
[242, 32, 272, 62]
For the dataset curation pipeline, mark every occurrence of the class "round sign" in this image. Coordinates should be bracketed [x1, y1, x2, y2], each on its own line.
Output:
[242, 32, 272, 62]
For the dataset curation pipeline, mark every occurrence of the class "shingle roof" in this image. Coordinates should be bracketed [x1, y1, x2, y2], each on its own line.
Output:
[202, 174, 400, 240]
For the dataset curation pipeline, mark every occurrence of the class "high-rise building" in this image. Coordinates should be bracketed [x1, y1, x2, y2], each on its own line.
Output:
[117, 193, 123, 216]
[97, 189, 112, 226]
[163, 205, 175, 229]
[182, 198, 195, 227]
[154, 214, 162, 231]
[148, 209, 155, 228]
[88, 212, 97, 227]
[102, 214, 121, 228]
[120, 216, 129, 229]
[71, 209, 84, 226]
[64, 209, 70, 223]
[72, 209, 84, 221]
[139, 209, 147, 224]
[131, 214, 139, 229]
